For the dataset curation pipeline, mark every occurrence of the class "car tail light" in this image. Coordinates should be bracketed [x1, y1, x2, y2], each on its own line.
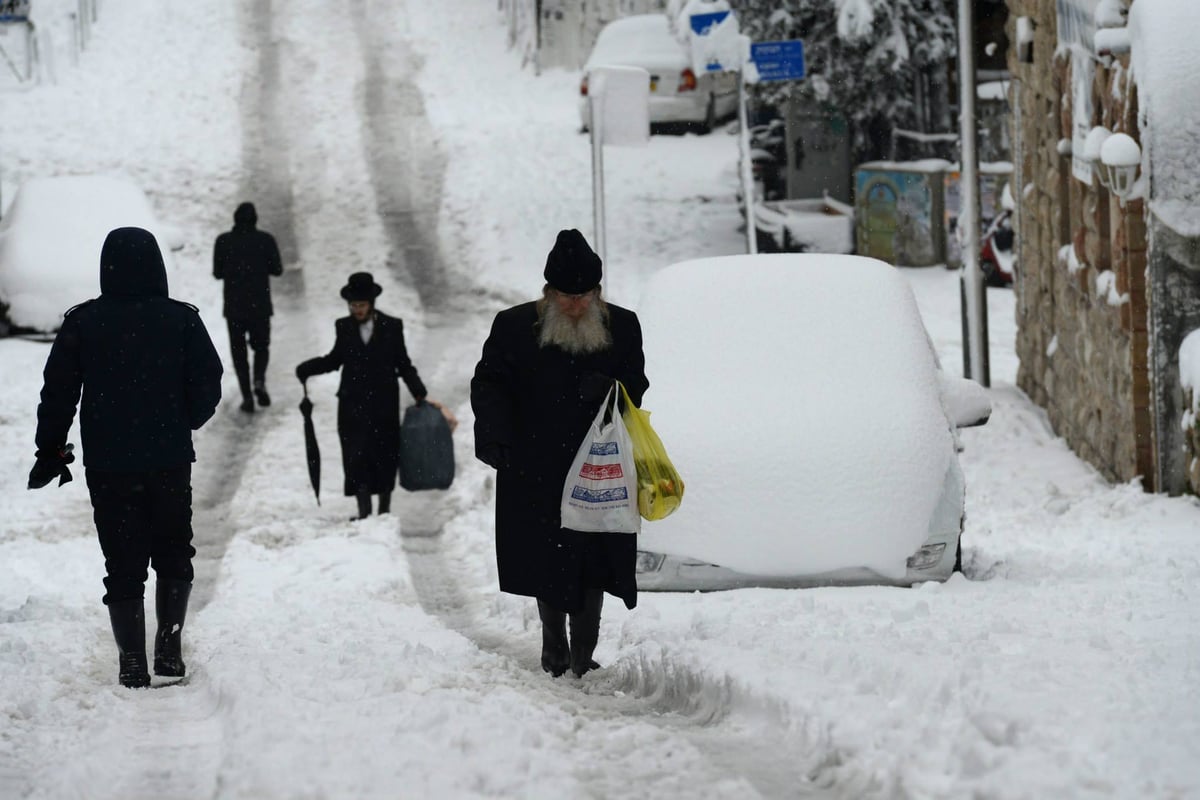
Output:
[635, 551, 666, 573]
[678, 68, 697, 92]
[580, 75, 589, 96]
[906, 542, 947, 570]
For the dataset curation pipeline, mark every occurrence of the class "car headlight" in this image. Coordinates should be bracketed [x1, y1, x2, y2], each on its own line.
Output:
[906, 542, 947, 570]
[635, 551, 666, 573]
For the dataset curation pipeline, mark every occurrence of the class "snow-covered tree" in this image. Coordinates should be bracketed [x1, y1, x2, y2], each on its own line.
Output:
[734, 0, 957, 162]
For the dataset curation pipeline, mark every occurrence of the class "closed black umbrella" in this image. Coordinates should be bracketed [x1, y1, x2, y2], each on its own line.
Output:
[299, 384, 320, 505]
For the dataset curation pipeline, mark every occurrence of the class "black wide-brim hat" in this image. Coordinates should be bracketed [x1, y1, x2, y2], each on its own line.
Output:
[340, 272, 383, 301]
[544, 229, 602, 294]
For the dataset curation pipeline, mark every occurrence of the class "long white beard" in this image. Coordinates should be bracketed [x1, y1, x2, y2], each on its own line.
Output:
[538, 297, 612, 354]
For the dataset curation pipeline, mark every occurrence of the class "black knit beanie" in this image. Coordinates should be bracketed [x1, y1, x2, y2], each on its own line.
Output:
[543, 229, 602, 294]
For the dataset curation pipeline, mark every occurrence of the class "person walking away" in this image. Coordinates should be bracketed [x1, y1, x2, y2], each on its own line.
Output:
[28, 227, 223, 688]
[213, 201, 283, 412]
[295, 272, 454, 520]
[470, 229, 649, 678]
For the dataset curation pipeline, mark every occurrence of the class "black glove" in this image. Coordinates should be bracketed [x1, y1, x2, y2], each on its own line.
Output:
[295, 364, 309, 383]
[580, 371, 615, 404]
[477, 443, 510, 471]
[28, 444, 75, 489]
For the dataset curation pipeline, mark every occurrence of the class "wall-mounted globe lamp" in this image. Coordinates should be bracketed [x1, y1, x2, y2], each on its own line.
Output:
[1100, 133, 1142, 201]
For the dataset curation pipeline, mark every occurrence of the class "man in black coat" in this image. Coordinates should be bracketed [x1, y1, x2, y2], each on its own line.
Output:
[471, 229, 649, 679]
[296, 272, 452, 520]
[29, 227, 223, 688]
[213, 201, 283, 412]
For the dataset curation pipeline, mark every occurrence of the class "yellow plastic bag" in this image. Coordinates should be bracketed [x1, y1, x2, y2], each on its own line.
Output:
[618, 382, 684, 521]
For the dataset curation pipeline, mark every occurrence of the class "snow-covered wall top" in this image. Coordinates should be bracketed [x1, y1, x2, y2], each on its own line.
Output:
[1129, 0, 1200, 237]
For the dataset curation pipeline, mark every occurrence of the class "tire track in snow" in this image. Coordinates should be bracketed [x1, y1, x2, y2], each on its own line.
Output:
[85, 4, 316, 799]
[348, 4, 830, 796]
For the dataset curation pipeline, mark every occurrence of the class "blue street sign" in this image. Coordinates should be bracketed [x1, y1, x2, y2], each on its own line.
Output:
[689, 10, 730, 36]
[0, 0, 31, 23]
[751, 40, 806, 82]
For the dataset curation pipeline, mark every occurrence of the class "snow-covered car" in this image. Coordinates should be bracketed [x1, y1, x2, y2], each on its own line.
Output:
[0, 174, 182, 335]
[579, 14, 738, 133]
[633, 254, 991, 590]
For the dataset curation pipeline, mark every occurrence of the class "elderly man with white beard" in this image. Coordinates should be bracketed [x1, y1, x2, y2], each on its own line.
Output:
[471, 229, 649, 679]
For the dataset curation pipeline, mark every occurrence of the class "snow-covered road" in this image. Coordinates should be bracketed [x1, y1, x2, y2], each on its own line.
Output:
[1, 0, 1198, 798]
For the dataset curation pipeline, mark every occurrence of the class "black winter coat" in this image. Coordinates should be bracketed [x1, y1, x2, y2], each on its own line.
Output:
[470, 301, 648, 613]
[35, 228, 224, 471]
[297, 311, 427, 496]
[212, 217, 283, 320]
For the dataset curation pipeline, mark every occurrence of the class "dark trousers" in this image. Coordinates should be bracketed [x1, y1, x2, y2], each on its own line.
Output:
[86, 465, 196, 605]
[226, 317, 271, 398]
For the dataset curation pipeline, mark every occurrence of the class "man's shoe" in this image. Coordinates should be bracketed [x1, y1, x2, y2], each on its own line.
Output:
[253, 382, 271, 407]
[239, 397, 255, 413]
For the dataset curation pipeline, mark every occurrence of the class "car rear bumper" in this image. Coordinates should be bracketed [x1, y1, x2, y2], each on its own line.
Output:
[579, 95, 708, 129]
[635, 535, 958, 591]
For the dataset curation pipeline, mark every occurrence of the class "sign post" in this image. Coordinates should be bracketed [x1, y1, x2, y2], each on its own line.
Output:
[957, 0, 989, 385]
[587, 65, 650, 268]
[744, 40, 806, 255]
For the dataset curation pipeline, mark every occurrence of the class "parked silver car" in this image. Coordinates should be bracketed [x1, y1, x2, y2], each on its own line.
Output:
[632, 254, 991, 591]
[579, 14, 738, 133]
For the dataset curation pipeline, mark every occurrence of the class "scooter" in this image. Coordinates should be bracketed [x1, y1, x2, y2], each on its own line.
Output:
[979, 207, 1015, 287]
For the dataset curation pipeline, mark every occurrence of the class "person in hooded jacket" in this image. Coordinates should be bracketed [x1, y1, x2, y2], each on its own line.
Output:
[471, 229, 649, 679]
[29, 227, 223, 688]
[213, 201, 283, 412]
[295, 272, 454, 520]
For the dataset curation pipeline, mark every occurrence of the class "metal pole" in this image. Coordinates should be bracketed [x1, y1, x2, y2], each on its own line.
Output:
[590, 91, 607, 266]
[957, 0, 989, 385]
[738, 76, 757, 255]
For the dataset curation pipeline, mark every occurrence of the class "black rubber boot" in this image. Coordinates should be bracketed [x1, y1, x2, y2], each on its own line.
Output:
[235, 364, 254, 412]
[253, 380, 271, 408]
[354, 490, 372, 520]
[537, 600, 570, 677]
[108, 599, 151, 688]
[377, 492, 391, 515]
[154, 579, 192, 678]
[569, 589, 604, 678]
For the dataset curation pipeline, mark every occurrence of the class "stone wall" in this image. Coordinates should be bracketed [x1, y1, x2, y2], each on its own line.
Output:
[1006, 0, 1155, 488]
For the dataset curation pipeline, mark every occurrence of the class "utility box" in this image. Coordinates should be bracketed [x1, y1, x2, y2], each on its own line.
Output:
[786, 108, 852, 205]
[855, 161, 948, 267]
[855, 160, 1012, 267]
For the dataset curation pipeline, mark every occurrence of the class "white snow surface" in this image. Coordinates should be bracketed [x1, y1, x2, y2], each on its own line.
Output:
[1, 1, 1199, 798]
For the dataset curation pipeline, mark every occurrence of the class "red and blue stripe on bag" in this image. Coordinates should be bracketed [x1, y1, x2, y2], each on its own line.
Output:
[572, 440, 628, 503]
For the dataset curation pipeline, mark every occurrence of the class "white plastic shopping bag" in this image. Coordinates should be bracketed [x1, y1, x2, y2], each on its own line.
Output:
[560, 386, 641, 534]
